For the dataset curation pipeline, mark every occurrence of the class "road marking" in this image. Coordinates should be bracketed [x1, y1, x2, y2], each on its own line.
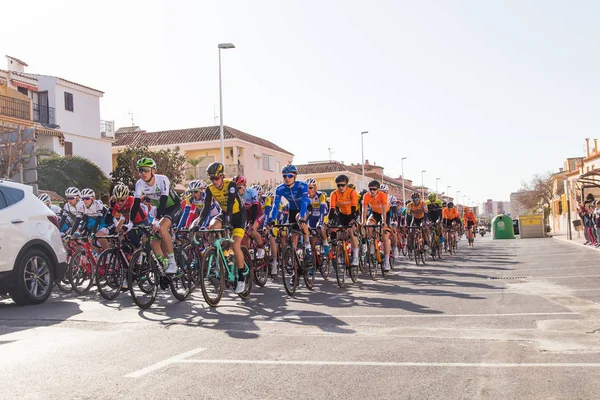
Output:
[538, 274, 600, 279]
[265, 310, 300, 323]
[265, 312, 580, 320]
[177, 359, 600, 368]
[125, 348, 207, 378]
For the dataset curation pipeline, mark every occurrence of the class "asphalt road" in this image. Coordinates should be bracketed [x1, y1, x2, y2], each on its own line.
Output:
[2, 236, 600, 399]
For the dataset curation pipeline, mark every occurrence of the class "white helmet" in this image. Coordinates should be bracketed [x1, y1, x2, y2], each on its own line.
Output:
[38, 193, 51, 204]
[252, 184, 262, 193]
[265, 191, 274, 197]
[65, 187, 81, 197]
[305, 178, 317, 186]
[112, 184, 129, 199]
[188, 180, 204, 191]
[380, 184, 389, 192]
[80, 188, 95, 198]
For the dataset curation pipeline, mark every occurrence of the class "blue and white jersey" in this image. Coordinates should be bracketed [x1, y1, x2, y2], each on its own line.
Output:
[241, 187, 259, 209]
[270, 181, 310, 221]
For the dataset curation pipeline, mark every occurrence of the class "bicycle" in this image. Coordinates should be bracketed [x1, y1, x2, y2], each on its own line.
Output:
[68, 236, 98, 295]
[362, 224, 386, 280]
[327, 224, 358, 288]
[466, 225, 475, 247]
[244, 226, 269, 288]
[56, 236, 77, 293]
[428, 222, 442, 260]
[308, 227, 331, 280]
[196, 227, 253, 307]
[127, 225, 192, 309]
[444, 225, 458, 255]
[273, 223, 315, 296]
[407, 226, 426, 266]
[95, 232, 136, 300]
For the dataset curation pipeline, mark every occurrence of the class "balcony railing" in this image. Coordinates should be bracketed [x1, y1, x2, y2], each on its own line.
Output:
[186, 164, 244, 181]
[33, 103, 55, 125]
[0, 94, 31, 121]
[101, 120, 115, 138]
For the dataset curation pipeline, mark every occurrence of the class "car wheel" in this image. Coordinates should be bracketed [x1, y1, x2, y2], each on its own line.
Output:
[10, 249, 55, 306]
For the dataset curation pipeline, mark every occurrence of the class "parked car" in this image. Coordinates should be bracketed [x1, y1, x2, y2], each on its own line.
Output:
[0, 180, 67, 305]
[513, 219, 519, 235]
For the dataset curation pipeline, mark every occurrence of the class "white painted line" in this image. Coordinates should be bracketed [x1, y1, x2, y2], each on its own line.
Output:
[538, 274, 600, 279]
[178, 359, 600, 368]
[267, 312, 580, 320]
[265, 310, 300, 324]
[125, 348, 207, 378]
[328, 294, 345, 300]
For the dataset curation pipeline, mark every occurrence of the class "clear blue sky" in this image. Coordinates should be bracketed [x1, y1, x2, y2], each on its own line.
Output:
[4, 0, 599, 204]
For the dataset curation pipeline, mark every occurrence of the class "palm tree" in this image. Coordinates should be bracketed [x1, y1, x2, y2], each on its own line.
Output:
[185, 156, 205, 180]
[37, 149, 110, 197]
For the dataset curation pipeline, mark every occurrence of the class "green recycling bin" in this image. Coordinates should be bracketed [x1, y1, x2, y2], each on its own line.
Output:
[492, 214, 515, 239]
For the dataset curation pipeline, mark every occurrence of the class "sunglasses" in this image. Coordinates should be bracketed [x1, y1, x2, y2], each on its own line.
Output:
[82, 197, 92, 201]
[282, 173, 295, 179]
[116, 198, 127, 202]
[309, 186, 316, 190]
[192, 190, 203, 194]
[237, 186, 245, 190]
[209, 176, 221, 181]
[369, 188, 378, 191]
[138, 167, 151, 173]
[337, 184, 346, 188]
[67, 196, 77, 200]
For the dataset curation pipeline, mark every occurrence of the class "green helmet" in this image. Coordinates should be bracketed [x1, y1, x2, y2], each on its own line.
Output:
[428, 192, 437, 202]
[137, 157, 156, 169]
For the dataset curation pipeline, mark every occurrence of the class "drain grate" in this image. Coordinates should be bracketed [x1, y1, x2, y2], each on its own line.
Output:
[488, 276, 530, 280]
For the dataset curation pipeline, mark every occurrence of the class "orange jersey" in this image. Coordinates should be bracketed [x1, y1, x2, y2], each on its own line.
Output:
[362, 191, 389, 215]
[407, 201, 427, 219]
[330, 188, 358, 216]
[464, 211, 476, 223]
[443, 207, 460, 220]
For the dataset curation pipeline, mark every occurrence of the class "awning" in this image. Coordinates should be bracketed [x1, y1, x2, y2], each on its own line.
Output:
[577, 169, 600, 189]
[35, 126, 65, 146]
[0, 76, 7, 85]
[11, 80, 37, 91]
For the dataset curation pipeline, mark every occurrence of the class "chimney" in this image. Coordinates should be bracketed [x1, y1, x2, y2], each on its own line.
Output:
[586, 138, 590, 157]
[559, 167, 564, 172]
[595, 139, 598, 154]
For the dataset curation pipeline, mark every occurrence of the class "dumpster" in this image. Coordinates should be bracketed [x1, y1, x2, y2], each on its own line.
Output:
[518, 214, 545, 238]
[492, 214, 515, 239]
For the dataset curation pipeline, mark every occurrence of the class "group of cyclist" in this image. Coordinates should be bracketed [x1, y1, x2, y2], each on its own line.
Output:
[39, 157, 478, 296]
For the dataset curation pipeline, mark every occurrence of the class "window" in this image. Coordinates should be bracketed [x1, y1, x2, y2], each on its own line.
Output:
[17, 86, 28, 96]
[0, 190, 7, 210]
[276, 161, 280, 174]
[262, 154, 275, 171]
[65, 141, 73, 156]
[1, 187, 25, 206]
[64, 92, 74, 111]
[255, 157, 260, 170]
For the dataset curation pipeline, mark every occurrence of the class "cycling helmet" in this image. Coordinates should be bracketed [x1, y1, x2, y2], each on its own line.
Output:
[136, 158, 156, 169]
[281, 164, 298, 174]
[448, 201, 454, 208]
[428, 193, 437, 202]
[81, 188, 95, 198]
[412, 192, 421, 199]
[206, 162, 225, 177]
[65, 187, 81, 197]
[252, 184, 263, 193]
[38, 193, 51, 204]
[368, 180, 380, 189]
[265, 191, 274, 197]
[335, 174, 349, 184]
[188, 180, 204, 191]
[442, 201, 448, 207]
[464, 206, 470, 212]
[348, 183, 355, 190]
[305, 178, 317, 186]
[380, 184, 389, 192]
[113, 184, 129, 199]
[184, 189, 191, 197]
[233, 175, 247, 186]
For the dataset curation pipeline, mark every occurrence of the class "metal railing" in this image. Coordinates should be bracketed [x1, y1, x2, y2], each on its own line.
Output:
[0, 95, 31, 121]
[101, 120, 115, 138]
[33, 103, 55, 125]
[186, 164, 245, 181]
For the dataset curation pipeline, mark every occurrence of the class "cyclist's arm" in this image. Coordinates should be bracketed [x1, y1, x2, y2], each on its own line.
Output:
[300, 186, 310, 219]
[178, 203, 191, 229]
[269, 190, 282, 222]
[225, 181, 238, 222]
[198, 190, 213, 223]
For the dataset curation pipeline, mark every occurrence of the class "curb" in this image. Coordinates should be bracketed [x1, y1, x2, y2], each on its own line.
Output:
[551, 235, 600, 252]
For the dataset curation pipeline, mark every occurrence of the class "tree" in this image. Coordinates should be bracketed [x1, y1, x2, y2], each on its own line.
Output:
[111, 145, 186, 187]
[185, 156, 206, 180]
[0, 122, 35, 179]
[37, 149, 110, 197]
[520, 171, 555, 212]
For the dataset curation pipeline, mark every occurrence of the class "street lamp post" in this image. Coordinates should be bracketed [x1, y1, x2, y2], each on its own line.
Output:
[361, 131, 368, 190]
[421, 170, 426, 199]
[446, 186, 451, 202]
[456, 190, 461, 205]
[436, 178, 441, 195]
[401, 157, 407, 204]
[218, 42, 235, 163]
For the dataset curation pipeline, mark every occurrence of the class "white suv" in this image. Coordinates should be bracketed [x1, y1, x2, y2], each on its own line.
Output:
[0, 180, 67, 305]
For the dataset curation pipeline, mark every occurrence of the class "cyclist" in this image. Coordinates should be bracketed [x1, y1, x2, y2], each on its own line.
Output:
[406, 192, 428, 228]
[260, 191, 274, 228]
[305, 178, 330, 256]
[110, 183, 150, 246]
[328, 174, 359, 266]
[463, 206, 477, 240]
[380, 184, 400, 258]
[235, 175, 266, 260]
[130, 157, 182, 274]
[178, 180, 221, 230]
[37, 193, 61, 216]
[442, 201, 461, 244]
[59, 187, 82, 233]
[70, 188, 111, 251]
[267, 164, 310, 278]
[198, 162, 247, 294]
[426, 192, 443, 255]
[362, 180, 392, 271]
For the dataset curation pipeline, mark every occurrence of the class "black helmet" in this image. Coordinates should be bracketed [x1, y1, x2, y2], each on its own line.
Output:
[448, 201, 454, 208]
[368, 180, 380, 189]
[206, 162, 224, 177]
[335, 174, 349, 184]
[442, 201, 448, 207]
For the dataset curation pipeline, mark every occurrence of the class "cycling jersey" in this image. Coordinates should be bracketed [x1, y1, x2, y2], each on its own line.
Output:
[363, 191, 389, 216]
[330, 188, 358, 216]
[75, 199, 110, 234]
[307, 190, 327, 225]
[134, 174, 179, 208]
[178, 193, 221, 229]
[464, 211, 477, 226]
[407, 201, 427, 219]
[241, 187, 260, 209]
[112, 195, 148, 224]
[204, 179, 241, 214]
[49, 204, 62, 216]
[442, 207, 460, 221]
[426, 198, 443, 222]
[270, 181, 310, 222]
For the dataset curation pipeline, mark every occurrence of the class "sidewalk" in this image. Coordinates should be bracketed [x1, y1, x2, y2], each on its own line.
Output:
[551, 232, 600, 250]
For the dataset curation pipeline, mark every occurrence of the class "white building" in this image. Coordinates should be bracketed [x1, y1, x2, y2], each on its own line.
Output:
[480, 199, 512, 218]
[3, 55, 114, 175]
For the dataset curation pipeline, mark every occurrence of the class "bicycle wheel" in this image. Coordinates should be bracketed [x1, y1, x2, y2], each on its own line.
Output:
[420, 244, 426, 265]
[281, 245, 297, 296]
[253, 250, 269, 287]
[303, 257, 316, 291]
[199, 247, 225, 307]
[319, 253, 331, 280]
[349, 245, 359, 283]
[96, 249, 124, 301]
[401, 236, 408, 256]
[414, 239, 421, 266]
[56, 258, 74, 293]
[170, 247, 192, 302]
[368, 242, 378, 281]
[237, 246, 254, 299]
[334, 242, 345, 288]
[70, 250, 94, 295]
[128, 249, 159, 309]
